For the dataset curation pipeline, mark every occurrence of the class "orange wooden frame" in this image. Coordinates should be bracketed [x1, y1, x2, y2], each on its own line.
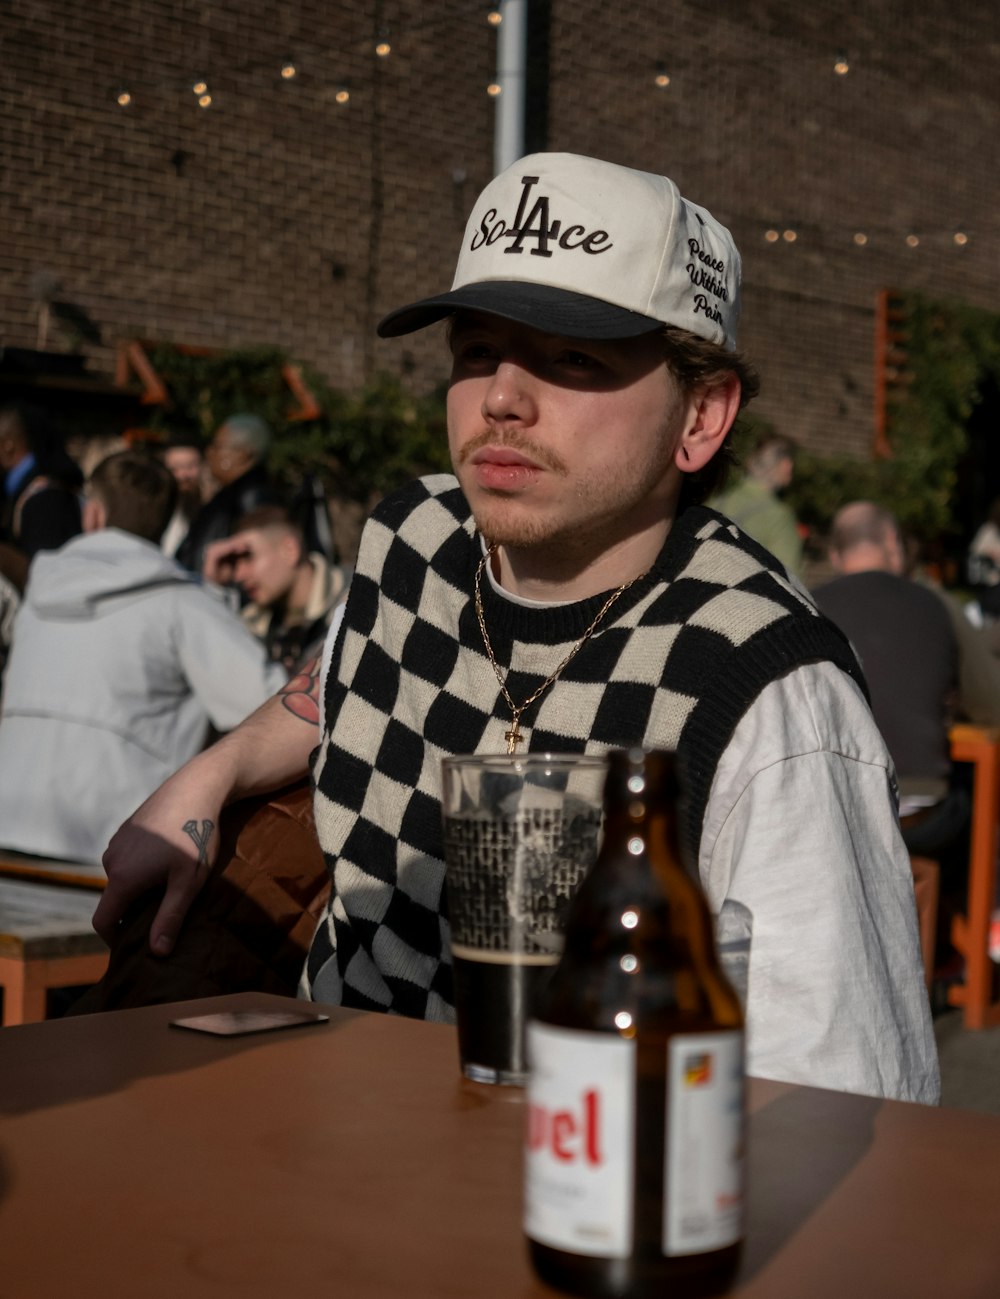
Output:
[114, 340, 321, 422]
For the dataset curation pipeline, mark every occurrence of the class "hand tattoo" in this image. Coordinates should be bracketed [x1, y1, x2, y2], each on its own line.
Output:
[182, 819, 215, 875]
[280, 653, 321, 726]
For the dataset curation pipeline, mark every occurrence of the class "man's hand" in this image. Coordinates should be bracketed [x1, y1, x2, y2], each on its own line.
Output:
[94, 766, 225, 956]
[202, 535, 250, 586]
[94, 676, 322, 955]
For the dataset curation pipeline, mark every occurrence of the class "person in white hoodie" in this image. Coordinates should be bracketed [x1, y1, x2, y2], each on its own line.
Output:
[0, 450, 286, 865]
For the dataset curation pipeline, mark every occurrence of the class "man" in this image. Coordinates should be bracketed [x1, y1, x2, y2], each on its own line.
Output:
[202, 506, 351, 671]
[0, 402, 82, 590]
[710, 429, 803, 575]
[97, 153, 937, 1102]
[175, 413, 282, 573]
[813, 501, 975, 862]
[159, 433, 205, 558]
[0, 451, 286, 864]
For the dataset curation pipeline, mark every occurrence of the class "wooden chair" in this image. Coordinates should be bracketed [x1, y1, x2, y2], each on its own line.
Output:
[947, 725, 1000, 1029]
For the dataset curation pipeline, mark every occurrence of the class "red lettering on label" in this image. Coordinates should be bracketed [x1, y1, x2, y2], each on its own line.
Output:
[584, 1089, 602, 1165]
[526, 1090, 603, 1166]
[552, 1110, 577, 1160]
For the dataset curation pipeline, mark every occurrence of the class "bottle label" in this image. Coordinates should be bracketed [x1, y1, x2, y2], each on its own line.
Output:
[524, 1022, 635, 1258]
[664, 1030, 744, 1255]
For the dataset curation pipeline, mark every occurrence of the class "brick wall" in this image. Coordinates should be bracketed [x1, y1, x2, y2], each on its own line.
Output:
[544, 0, 1000, 459]
[0, 0, 496, 395]
[1, 0, 997, 463]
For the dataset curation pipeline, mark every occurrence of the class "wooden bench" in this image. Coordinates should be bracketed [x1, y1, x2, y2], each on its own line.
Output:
[0, 876, 109, 1026]
[0, 848, 108, 892]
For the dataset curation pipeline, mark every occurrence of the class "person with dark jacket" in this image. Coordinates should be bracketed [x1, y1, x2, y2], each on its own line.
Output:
[0, 402, 82, 590]
[813, 501, 969, 861]
[175, 413, 283, 573]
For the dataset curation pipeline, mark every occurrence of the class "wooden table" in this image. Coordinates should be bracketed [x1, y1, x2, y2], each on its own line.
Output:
[1, 991, 999, 1298]
[949, 723, 1000, 1028]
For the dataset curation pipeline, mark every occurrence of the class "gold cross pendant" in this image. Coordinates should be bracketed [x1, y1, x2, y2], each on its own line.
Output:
[505, 722, 524, 753]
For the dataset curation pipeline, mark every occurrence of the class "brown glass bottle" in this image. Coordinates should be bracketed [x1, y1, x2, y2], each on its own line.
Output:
[524, 748, 744, 1299]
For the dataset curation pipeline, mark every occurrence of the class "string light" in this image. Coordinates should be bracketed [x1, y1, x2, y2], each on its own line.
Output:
[487, 82, 502, 96]
[486, 7, 502, 25]
[198, 93, 212, 108]
[335, 86, 350, 105]
[280, 62, 297, 80]
[834, 53, 849, 75]
[853, 232, 868, 245]
[192, 80, 208, 95]
[375, 40, 391, 57]
[116, 90, 132, 107]
[954, 232, 969, 246]
[654, 62, 670, 88]
[764, 229, 780, 243]
[905, 233, 920, 247]
[782, 229, 797, 242]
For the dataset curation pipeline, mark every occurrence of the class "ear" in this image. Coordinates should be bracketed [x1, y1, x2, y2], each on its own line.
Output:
[83, 497, 107, 533]
[280, 531, 304, 565]
[674, 374, 742, 474]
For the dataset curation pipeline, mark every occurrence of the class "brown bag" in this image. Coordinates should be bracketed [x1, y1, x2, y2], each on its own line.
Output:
[70, 780, 330, 1014]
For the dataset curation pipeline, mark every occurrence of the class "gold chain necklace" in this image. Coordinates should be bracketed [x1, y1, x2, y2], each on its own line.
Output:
[474, 543, 643, 754]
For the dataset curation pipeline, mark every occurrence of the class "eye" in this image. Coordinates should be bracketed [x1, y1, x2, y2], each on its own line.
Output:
[451, 339, 500, 371]
[557, 349, 602, 373]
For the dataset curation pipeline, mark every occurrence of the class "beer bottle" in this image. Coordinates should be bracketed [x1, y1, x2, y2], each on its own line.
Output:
[524, 747, 744, 1298]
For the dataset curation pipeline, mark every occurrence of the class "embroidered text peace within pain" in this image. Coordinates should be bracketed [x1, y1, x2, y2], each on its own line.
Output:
[470, 175, 613, 258]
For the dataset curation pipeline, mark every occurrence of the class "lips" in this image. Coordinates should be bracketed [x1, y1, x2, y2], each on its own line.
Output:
[470, 447, 540, 469]
[469, 445, 542, 491]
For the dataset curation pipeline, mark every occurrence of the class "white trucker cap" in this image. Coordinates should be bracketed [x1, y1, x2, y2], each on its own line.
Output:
[377, 152, 741, 349]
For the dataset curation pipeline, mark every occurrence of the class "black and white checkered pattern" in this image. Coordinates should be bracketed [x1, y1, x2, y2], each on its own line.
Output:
[306, 474, 865, 1019]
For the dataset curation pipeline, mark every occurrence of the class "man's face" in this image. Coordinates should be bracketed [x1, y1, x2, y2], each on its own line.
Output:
[163, 446, 202, 493]
[0, 412, 27, 472]
[447, 313, 694, 554]
[206, 425, 253, 487]
[230, 527, 300, 607]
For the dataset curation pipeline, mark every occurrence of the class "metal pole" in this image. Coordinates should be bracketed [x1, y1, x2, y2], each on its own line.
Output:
[494, 0, 527, 175]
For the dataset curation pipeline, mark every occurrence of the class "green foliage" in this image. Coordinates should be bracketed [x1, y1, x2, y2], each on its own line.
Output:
[786, 293, 1000, 544]
[141, 345, 450, 505]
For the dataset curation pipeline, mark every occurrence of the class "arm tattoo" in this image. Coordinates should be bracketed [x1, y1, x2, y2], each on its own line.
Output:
[182, 819, 215, 875]
[279, 653, 321, 726]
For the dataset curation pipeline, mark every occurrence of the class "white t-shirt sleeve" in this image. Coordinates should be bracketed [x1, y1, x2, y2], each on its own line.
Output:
[700, 661, 940, 1105]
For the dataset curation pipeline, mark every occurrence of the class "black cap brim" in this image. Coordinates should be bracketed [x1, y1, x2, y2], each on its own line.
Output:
[376, 280, 663, 340]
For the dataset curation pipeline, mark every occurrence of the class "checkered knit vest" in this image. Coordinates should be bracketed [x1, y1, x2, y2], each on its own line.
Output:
[306, 475, 865, 1019]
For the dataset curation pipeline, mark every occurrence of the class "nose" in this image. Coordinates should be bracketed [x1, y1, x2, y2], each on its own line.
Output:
[481, 359, 537, 428]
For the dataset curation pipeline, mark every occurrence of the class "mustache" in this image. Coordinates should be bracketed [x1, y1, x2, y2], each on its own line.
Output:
[456, 429, 568, 476]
